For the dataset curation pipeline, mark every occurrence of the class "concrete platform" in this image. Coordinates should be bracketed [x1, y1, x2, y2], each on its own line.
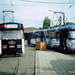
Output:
[35, 49, 75, 75]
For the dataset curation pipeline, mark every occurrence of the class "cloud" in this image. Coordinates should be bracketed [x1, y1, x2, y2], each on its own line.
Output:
[0, 0, 74, 28]
[14, 5, 54, 21]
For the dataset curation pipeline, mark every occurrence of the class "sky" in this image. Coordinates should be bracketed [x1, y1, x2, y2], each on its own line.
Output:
[0, 0, 75, 28]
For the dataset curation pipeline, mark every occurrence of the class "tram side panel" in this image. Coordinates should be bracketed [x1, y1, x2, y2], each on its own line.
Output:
[46, 31, 60, 49]
[46, 29, 75, 52]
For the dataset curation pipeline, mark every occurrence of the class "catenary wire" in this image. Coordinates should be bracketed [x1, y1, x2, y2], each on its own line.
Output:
[21, 0, 75, 4]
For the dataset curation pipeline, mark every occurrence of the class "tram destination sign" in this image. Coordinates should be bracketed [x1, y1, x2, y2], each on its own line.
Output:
[5, 24, 18, 28]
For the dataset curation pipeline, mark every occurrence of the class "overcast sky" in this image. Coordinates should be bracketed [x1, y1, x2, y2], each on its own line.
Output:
[0, 0, 75, 28]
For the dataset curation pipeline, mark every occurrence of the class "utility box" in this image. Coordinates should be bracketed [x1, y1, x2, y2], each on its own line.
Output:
[36, 42, 46, 50]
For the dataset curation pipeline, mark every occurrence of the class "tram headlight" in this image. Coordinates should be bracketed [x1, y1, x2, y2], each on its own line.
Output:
[17, 45, 22, 48]
[2, 45, 7, 49]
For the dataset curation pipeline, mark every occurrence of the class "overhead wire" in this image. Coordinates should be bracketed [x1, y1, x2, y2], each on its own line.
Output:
[56, 4, 75, 23]
[49, 4, 74, 26]
[64, 5, 75, 22]
[66, 16, 75, 22]
[21, 0, 75, 4]
[9, 0, 13, 10]
[0, 0, 14, 23]
[0, 0, 75, 5]
[0, 1, 75, 6]
[0, 0, 75, 24]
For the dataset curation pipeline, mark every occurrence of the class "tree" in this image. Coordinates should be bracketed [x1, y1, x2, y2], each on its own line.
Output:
[65, 22, 75, 25]
[43, 16, 51, 29]
[39, 27, 43, 29]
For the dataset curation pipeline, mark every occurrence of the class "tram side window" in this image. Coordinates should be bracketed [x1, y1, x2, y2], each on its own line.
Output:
[38, 33, 41, 38]
[48, 32, 52, 38]
[35, 33, 41, 42]
[32, 33, 35, 38]
[51, 32, 56, 38]
[35, 34, 37, 38]
[47, 32, 59, 38]
[68, 31, 75, 38]
[35, 33, 40, 38]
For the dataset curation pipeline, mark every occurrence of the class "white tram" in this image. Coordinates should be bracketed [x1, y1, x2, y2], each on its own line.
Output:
[0, 22, 25, 55]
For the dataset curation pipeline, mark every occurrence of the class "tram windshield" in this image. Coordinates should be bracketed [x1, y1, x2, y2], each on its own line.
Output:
[2, 30, 24, 39]
[68, 31, 75, 38]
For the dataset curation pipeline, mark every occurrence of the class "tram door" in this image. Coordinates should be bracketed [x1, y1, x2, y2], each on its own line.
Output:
[27, 33, 30, 45]
[41, 32, 44, 42]
[60, 30, 67, 51]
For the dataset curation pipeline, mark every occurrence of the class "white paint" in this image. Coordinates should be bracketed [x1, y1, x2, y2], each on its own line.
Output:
[0, 40, 2, 55]
[22, 39, 25, 53]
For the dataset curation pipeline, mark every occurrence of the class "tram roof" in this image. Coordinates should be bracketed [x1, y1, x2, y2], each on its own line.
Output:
[35, 29, 45, 33]
[28, 24, 75, 33]
[0, 22, 23, 25]
[47, 24, 75, 32]
[0, 22, 23, 30]
[28, 29, 45, 33]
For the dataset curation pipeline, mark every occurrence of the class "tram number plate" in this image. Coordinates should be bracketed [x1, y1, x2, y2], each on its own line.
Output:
[9, 46, 15, 48]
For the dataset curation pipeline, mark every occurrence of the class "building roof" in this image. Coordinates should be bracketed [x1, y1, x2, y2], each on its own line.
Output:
[24, 27, 39, 33]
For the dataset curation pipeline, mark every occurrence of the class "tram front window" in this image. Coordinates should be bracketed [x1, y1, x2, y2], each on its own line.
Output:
[2, 30, 24, 39]
[68, 31, 75, 38]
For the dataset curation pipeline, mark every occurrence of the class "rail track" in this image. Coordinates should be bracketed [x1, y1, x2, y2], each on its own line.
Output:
[0, 55, 20, 75]
[12, 57, 20, 75]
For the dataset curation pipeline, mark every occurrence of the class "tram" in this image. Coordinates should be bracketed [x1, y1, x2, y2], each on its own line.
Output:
[27, 24, 75, 53]
[27, 29, 46, 46]
[0, 22, 25, 55]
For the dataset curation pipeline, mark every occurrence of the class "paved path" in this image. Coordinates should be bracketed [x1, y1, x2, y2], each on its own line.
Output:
[0, 41, 35, 75]
[35, 50, 75, 75]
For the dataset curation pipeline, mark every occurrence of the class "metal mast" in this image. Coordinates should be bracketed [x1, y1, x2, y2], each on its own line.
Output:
[54, 12, 65, 25]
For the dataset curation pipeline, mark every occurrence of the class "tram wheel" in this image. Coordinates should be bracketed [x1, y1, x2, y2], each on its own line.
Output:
[0, 55, 2, 58]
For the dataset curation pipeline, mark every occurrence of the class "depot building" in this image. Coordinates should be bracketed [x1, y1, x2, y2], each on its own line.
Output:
[24, 27, 39, 40]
